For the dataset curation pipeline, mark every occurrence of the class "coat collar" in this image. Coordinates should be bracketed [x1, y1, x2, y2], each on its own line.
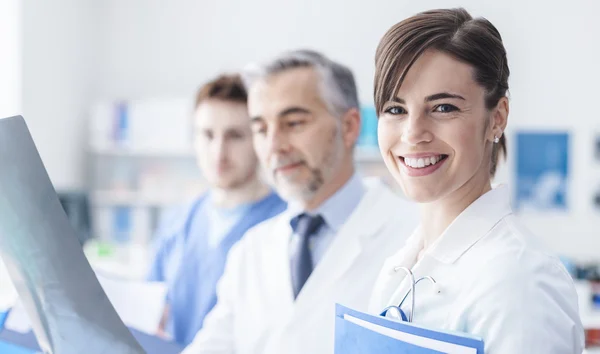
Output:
[372, 185, 514, 311]
[286, 173, 365, 234]
[426, 184, 513, 264]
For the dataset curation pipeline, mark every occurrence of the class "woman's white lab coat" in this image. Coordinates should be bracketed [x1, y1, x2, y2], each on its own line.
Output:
[369, 185, 585, 353]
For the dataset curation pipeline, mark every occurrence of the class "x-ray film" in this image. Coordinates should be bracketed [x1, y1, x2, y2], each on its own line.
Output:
[0, 116, 144, 354]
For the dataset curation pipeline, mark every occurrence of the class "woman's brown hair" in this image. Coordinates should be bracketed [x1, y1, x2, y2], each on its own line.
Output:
[374, 8, 509, 176]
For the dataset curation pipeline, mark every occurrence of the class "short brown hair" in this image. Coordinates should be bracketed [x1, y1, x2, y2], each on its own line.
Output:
[374, 8, 508, 176]
[195, 74, 247, 107]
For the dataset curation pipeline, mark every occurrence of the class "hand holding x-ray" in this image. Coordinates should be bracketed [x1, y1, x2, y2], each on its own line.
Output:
[0, 116, 145, 354]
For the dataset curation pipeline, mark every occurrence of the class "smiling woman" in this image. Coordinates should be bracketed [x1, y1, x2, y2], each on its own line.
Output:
[368, 7, 584, 354]
[377, 47, 505, 203]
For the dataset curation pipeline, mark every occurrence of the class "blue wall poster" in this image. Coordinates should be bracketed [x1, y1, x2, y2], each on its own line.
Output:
[358, 105, 378, 149]
[515, 132, 569, 211]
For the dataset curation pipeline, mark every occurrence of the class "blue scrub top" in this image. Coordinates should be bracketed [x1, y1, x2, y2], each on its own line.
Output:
[147, 191, 286, 346]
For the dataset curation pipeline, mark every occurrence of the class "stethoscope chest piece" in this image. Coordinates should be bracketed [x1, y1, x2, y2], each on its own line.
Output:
[380, 266, 439, 323]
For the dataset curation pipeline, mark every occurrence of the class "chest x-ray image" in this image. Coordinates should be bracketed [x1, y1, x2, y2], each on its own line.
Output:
[0, 115, 144, 354]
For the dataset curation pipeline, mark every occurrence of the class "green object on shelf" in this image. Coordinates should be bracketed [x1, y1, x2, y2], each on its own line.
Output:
[96, 241, 115, 258]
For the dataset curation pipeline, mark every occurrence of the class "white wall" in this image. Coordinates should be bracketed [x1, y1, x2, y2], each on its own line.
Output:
[19, 0, 598, 259]
[0, 0, 21, 118]
[0, 0, 21, 306]
[97, 0, 600, 259]
[99, 0, 403, 103]
[21, 0, 102, 190]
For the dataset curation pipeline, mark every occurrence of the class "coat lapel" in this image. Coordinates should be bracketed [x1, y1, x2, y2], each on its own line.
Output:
[262, 214, 296, 312]
[369, 228, 423, 312]
[294, 183, 397, 308]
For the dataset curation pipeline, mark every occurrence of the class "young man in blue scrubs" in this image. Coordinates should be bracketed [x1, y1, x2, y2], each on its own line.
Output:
[147, 74, 286, 346]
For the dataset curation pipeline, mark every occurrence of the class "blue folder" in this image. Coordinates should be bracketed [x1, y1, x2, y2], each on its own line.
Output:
[335, 304, 484, 354]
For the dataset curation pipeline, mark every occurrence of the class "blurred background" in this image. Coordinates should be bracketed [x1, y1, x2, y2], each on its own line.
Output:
[1, 0, 600, 349]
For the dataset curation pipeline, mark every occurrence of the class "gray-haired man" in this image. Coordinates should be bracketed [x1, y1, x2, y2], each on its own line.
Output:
[183, 50, 417, 354]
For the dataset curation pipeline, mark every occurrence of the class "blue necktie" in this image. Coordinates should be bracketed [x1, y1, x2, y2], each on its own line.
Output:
[291, 213, 325, 299]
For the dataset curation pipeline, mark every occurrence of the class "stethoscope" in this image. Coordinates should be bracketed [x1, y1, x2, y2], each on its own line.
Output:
[379, 266, 440, 323]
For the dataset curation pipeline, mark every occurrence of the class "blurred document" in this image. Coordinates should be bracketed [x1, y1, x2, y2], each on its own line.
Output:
[4, 276, 167, 335]
[4, 302, 30, 333]
[97, 274, 167, 334]
[0, 257, 18, 311]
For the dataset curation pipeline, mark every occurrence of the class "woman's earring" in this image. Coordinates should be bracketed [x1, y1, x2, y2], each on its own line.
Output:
[493, 136, 500, 144]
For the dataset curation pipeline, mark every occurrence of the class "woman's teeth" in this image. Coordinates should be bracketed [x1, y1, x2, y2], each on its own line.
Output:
[404, 155, 444, 169]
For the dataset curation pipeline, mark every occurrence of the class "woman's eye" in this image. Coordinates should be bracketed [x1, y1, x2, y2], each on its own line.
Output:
[384, 106, 407, 115]
[287, 121, 304, 128]
[434, 104, 459, 113]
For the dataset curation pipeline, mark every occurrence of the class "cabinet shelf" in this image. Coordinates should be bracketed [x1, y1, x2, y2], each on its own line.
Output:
[90, 145, 382, 162]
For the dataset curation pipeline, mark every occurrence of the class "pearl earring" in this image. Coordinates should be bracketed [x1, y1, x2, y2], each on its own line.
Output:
[493, 136, 500, 144]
